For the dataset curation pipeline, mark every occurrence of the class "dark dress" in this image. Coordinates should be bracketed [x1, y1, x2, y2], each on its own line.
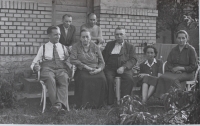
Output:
[139, 59, 163, 86]
[154, 44, 198, 98]
[70, 42, 107, 108]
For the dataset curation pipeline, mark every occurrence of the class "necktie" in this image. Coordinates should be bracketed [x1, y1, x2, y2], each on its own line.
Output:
[53, 44, 60, 60]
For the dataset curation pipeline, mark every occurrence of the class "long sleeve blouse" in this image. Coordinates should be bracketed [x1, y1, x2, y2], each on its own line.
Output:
[70, 41, 105, 70]
[166, 44, 197, 73]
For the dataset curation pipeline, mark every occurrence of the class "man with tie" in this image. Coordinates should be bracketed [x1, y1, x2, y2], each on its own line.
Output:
[102, 27, 137, 106]
[58, 14, 76, 51]
[30, 26, 71, 113]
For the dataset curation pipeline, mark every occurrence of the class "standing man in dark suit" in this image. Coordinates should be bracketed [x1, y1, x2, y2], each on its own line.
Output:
[58, 14, 76, 51]
[102, 27, 137, 106]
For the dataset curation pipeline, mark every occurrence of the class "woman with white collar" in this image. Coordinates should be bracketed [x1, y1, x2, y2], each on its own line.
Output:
[139, 45, 163, 104]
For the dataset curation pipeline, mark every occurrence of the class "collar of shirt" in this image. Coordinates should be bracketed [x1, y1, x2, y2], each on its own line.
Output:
[184, 43, 189, 48]
[48, 41, 59, 46]
[115, 41, 124, 46]
[144, 58, 157, 67]
[63, 25, 69, 30]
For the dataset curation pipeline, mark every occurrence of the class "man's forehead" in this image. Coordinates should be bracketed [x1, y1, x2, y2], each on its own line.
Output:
[52, 28, 60, 33]
[89, 14, 96, 19]
[81, 31, 90, 36]
[63, 16, 72, 20]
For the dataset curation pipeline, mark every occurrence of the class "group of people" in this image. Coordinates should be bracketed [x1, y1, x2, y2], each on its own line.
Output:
[31, 13, 198, 114]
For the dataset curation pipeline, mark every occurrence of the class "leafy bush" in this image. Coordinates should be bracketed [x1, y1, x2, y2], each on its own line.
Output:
[107, 88, 200, 125]
[0, 60, 31, 109]
[0, 83, 17, 109]
[107, 95, 163, 125]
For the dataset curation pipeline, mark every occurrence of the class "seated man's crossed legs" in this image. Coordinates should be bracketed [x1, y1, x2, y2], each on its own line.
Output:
[40, 67, 69, 113]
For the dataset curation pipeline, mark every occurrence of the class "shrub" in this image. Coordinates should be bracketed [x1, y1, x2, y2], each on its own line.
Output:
[0, 73, 17, 109]
[107, 88, 200, 125]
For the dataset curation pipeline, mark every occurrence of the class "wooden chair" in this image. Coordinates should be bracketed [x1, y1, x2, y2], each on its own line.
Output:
[185, 65, 200, 91]
[38, 65, 76, 113]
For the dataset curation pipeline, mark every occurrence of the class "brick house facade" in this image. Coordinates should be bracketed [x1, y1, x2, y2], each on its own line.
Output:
[0, 0, 157, 73]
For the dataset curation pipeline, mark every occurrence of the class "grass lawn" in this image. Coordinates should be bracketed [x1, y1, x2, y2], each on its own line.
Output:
[0, 97, 111, 124]
[0, 94, 166, 124]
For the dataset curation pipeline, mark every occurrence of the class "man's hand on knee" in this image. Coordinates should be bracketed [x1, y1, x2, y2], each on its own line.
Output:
[117, 66, 126, 74]
[33, 63, 41, 72]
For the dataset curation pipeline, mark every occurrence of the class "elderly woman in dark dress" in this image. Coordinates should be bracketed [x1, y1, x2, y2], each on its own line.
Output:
[139, 45, 163, 103]
[70, 29, 107, 109]
[154, 30, 198, 98]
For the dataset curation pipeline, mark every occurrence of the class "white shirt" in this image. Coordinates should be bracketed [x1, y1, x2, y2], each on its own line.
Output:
[144, 58, 157, 67]
[30, 42, 69, 70]
[64, 26, 68, 36]
[111, 42, 124, 54]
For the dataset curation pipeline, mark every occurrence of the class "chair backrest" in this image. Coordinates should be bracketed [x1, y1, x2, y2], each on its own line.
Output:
[193, 65, 200, 82]
[162, 61, 167, 74]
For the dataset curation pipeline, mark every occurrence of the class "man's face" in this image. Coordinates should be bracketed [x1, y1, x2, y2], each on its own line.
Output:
[63, 16, 72, 28]
[80, 31, 91, 46]
[115, 29, 126, 43]
[88, 14, 97, 27]
[49, 28, 61, 44]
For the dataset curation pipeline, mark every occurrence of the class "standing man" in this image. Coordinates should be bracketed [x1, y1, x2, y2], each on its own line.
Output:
[102, 27, 137, 106]
[80, 13, 104, 48]
[58, 14, 76, 51]
[31, 26, 71, 113]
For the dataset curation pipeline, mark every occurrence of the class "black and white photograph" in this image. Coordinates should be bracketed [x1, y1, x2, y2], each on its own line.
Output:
[0, 0, 199, 124]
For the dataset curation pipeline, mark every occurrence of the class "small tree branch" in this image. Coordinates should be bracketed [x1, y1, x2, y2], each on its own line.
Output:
[166, 104, 191, 123]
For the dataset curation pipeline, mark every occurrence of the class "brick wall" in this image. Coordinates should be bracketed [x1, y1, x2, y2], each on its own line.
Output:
[94, 0, 158, 45]
[0, 0, 52, 55]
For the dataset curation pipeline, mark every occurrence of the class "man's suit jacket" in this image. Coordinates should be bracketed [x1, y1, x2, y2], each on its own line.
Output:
[58, 24, 76, 46]
[102, 40, 137, 70]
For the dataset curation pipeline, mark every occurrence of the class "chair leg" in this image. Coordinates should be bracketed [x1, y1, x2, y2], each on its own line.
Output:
[40, 85, 44, 106]
[66, 93, 70, 111]
[115, 77, 121, 105]
[42, 85, 46, 113]
[40, 81, 46, 113]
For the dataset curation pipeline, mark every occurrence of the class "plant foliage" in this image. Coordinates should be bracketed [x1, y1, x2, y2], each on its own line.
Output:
[107, 88, 200, 125]
[157, 0, 198, 43]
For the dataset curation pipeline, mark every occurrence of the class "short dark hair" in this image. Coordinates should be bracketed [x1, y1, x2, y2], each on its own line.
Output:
[80, 29, 90, 36]
[62, 14, 72, 20]
[143, 45, 158, 57]
[47, 26, 59, 34]
[87, 13, 96, 18]
[114, 27, 126, 35]
[115, 27, 125, 31]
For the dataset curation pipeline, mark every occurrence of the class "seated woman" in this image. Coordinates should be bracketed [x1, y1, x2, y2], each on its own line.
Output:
[138, 45, 163, 103]
[70, 29, 107, 109]
[154, 30, 198, 98]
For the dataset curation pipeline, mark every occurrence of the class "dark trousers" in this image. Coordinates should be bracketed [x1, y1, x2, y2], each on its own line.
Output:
[104, 66, 136, 105]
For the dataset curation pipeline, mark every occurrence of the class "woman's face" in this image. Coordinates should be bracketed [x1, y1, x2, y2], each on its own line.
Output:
[146, 48, 155, 60]
[176, 33, 187, 47]
[80, 31, 91, 46]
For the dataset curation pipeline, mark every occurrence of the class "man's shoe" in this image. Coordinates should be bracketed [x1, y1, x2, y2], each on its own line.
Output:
[51, 106, 60, 113]
[51, 103, 62, 113]
[58, 108, 66, 115]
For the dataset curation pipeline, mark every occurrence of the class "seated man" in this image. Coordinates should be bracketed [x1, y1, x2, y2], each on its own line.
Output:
[102, 27, 137, 105]
[58, 14, 76, 52]
[30, 26, 71, 113]
[80, 13, 104, 49]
